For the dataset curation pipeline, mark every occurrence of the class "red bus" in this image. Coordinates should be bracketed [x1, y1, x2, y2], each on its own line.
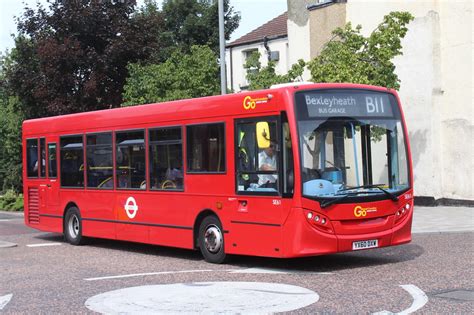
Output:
[23, 83, 413, 263]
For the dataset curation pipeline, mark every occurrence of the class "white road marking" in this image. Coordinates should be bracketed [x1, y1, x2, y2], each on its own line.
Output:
[26, 243, 62, 247]
[85, 282, 319, 314]
[230, 267, 333, 275]
[84, 269, 219, 281]
[0, 219, 12, 222]
[399, 285, 429, 314]
[0, 294, 13, 310]
[373, 284, 428, 315]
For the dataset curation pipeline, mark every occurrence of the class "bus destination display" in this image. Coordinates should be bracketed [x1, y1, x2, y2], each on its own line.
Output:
[302, 91, 394, 118]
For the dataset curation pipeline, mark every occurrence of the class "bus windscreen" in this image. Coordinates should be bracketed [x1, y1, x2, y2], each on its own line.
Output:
[294, 89, 410, 202]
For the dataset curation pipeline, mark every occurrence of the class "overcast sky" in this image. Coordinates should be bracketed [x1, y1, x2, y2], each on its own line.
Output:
[0, 0, 287, 53]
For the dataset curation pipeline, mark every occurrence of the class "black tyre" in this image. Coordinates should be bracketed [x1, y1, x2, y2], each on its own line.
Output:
[64, 206, 86, 245]
[198, 215, 226, 264]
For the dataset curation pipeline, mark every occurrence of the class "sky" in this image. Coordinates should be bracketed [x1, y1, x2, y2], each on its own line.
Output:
[0, 0, 287, 53]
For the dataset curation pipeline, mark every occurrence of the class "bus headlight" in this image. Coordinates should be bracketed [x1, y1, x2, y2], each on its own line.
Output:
[395, 203, 412, 224]
[304, 210, 333, 233]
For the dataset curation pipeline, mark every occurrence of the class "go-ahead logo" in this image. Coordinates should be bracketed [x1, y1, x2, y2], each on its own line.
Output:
[243, 96, 268, 110]
[124, 196, 138, 219]
[354, 205, 377, 217]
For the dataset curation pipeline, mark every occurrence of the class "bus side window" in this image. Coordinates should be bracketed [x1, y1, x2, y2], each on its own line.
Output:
[60, 135, 84, 188]
[149, 127, 183, 190]
[39, 138, 46, 178]
[116, 130, 146, 189]
[26, 139, 38, 178]
[48, 143, 57, 178]
[86, 133, 113, 189]
[282, 115, 294, 196]
[187, 123, 226, 173]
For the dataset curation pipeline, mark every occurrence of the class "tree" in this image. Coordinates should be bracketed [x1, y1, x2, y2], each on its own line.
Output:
[0, 53, 24, 192]
[122, 45, 220, 106]
[308, 11, 414, 90]
[244, 51, 306, 91]
[161, 0, 240, 56]
[7, 0, 166, 118]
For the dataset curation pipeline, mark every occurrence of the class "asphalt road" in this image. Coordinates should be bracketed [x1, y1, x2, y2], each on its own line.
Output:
[0, 211, 473, 314]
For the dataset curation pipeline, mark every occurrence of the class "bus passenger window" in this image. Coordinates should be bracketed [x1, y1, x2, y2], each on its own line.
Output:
[116, 130, 146, 189]
[187, 123, 226, 173]
[235, 119, 279, 194]
[60, 135, 84, 187]
[149, 127, 183, 190]
[282, 119, 294, 195]
[86, 133, 113, 189]
[39, 138, 46, 178]
[26, 139, 38, 178]
[48, 143, 57, 178]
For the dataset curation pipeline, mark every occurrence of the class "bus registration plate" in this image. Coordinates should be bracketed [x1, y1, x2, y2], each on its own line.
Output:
[352, 239, 378, 250]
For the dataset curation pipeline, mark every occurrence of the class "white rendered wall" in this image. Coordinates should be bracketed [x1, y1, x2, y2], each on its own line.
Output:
[346, 0, 473, 200]
[287, 19, 312, 81]
[226, 37, 289, 92]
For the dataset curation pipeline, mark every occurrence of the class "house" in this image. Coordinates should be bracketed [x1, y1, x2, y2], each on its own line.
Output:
[225, 12, 289, 92]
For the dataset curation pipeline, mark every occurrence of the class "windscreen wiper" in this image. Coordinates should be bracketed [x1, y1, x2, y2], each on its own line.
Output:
[320, 190, 385, 208]
[320, 194, 351, 208]
[338, 184, 399, 202]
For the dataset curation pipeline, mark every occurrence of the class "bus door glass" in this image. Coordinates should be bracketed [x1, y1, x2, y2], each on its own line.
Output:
[38, 138, 48, 213]
[46, 138, 60, 212]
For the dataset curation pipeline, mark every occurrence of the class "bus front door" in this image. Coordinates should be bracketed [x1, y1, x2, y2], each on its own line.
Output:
[45, 139, 60, 214]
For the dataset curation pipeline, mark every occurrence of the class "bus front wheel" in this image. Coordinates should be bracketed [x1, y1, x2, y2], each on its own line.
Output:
[64, 206, 86, 245]
[198, 216, 226, 264]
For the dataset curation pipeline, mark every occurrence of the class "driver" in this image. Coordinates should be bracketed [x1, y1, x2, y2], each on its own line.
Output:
[258, 142, 277, 188]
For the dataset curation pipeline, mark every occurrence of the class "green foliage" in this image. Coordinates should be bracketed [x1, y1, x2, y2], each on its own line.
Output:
[3, 0, 239, 118]
[244, 51, 306, 90]
[162, 0, 240, 56]
[308, 11, 414, 90]
[122, 45, 220, 106]
[6, 0, 157, 117]
[0, 53, 24, 193]
[0, 189, 24, 212]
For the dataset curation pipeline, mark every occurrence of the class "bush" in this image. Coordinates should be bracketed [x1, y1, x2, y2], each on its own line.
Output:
[0, 189, 24, 211]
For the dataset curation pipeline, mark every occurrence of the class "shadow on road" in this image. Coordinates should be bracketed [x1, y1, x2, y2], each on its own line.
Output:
[32, 232, 424, 272]
[227, 243, 425, 272]
[33, 232, 203, 261]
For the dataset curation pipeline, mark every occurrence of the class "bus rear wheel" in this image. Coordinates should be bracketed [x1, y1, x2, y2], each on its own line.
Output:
[64, 206, 86, 245]
[198, 216, 226, 264]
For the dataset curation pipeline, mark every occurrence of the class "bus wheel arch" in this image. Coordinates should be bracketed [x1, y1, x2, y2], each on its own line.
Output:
[63, 203, 86, 245]
[194, 210, 227, 264]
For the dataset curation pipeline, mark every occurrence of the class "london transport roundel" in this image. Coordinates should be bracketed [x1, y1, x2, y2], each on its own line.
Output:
[124, 197, 138, 219]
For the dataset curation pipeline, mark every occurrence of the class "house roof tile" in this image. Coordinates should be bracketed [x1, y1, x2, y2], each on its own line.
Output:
[227, 11, 288, 48]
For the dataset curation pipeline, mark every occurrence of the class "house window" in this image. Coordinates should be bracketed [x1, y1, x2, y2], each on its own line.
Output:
[242, 49, 259, 88]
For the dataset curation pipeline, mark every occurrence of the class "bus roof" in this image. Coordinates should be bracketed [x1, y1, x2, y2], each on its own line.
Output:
[22, 83, 394, 136]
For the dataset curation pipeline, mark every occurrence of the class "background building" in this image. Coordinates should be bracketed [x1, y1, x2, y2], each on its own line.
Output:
[226, 12, 289, 92]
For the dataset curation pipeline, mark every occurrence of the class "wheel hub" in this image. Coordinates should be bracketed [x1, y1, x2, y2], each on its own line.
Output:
[69, 215, 79, 238]
[204, 226, 222, 253]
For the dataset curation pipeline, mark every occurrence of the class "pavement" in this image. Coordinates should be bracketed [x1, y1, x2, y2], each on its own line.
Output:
[412, 206, 474, 233]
